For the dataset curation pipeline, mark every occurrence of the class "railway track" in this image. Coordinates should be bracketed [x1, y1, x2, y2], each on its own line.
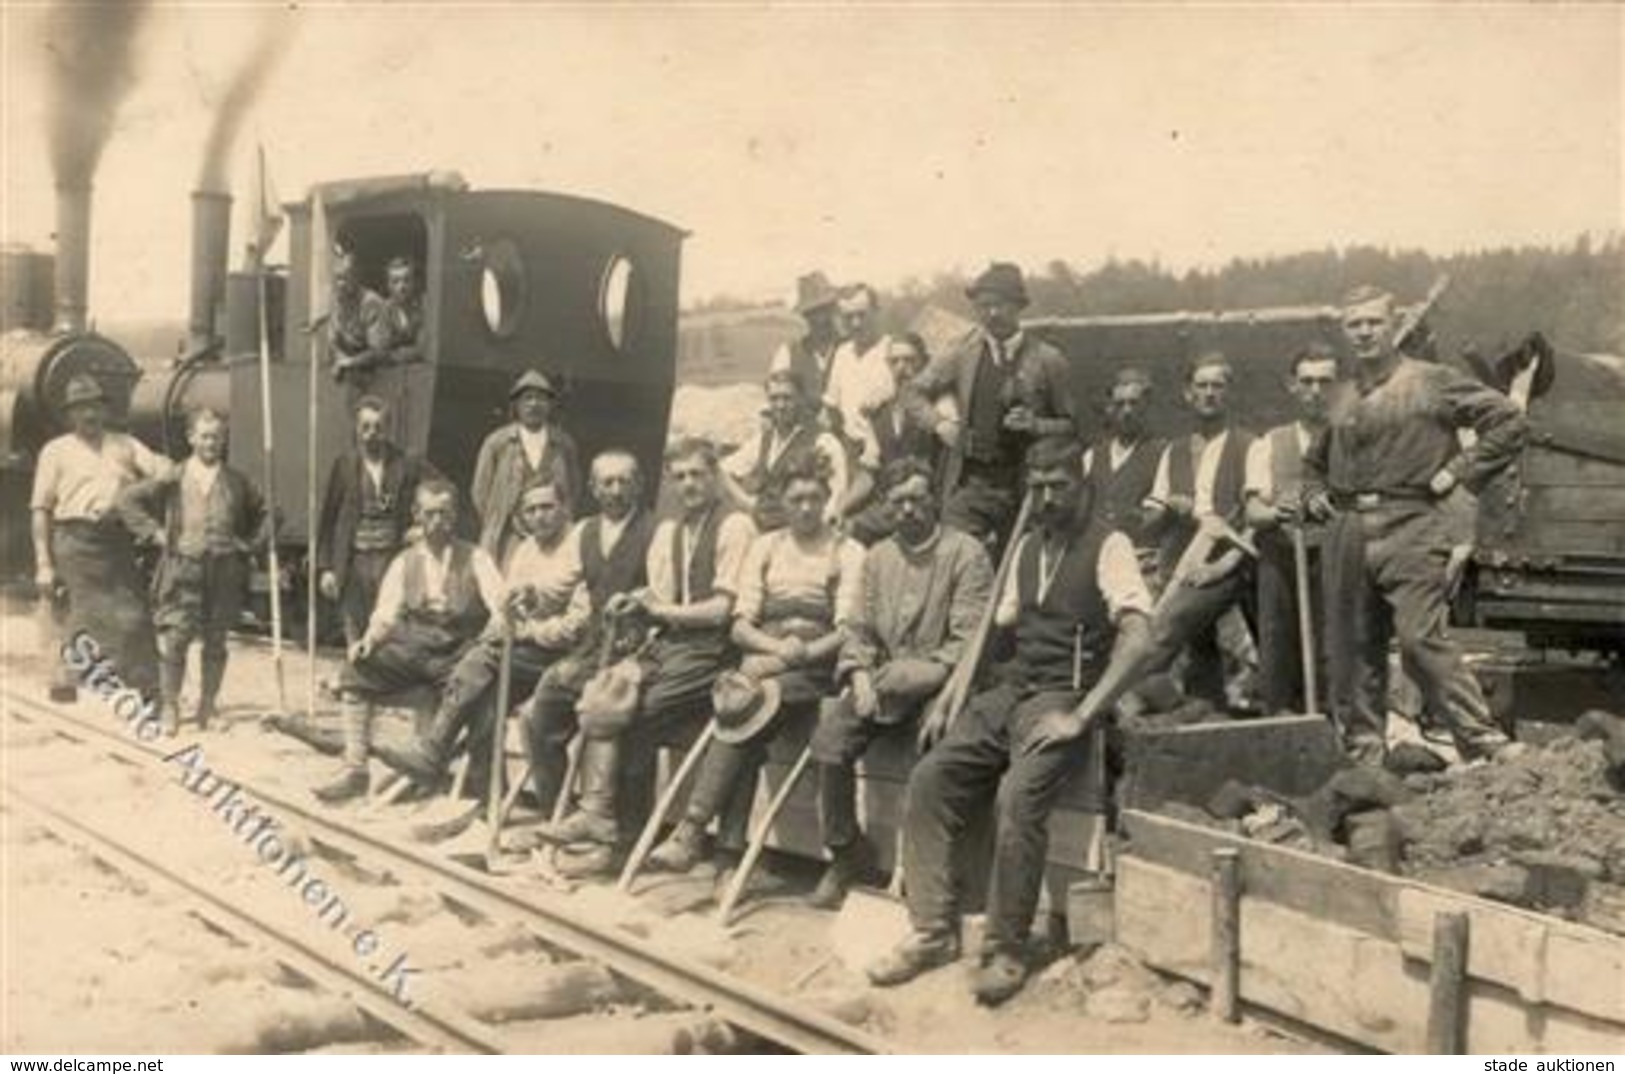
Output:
[0, 686, 888, 1056]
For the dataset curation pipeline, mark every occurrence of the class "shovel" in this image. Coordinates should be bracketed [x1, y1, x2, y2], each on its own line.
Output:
[1292, 524, 1320, 717]
[832, 491, 1034, 966]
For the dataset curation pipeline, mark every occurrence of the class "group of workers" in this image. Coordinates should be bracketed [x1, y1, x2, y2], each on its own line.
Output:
[28, 257, 1529, 1007]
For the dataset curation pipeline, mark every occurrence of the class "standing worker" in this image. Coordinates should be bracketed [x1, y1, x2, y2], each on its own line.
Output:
[1305, 286, 1527, 766]
[118, 409, 269, 734]
[31, 376, 171, 704]
[472, 369, 583, 560]
[769, 272, 845, 409]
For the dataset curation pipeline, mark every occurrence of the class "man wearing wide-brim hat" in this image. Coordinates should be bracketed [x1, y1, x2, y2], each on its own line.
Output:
[31, 375, 172, 705]
[769, 271, 845, 405]
[471, 368, 583, 561]
[899, 261, 1083, 551]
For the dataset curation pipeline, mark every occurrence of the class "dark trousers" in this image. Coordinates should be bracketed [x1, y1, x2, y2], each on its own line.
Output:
[1254, 538, 1325, 715]
[943, 466, 1020, 554]
[1142, 565, 1255, 708]
[153, 550, 249, 709]
[810, 691, 922, 851]
[901, 684, 1090, 955]
[1323, 508, 1505, 759]
[436, 634, 561, 798]
[52, 522, 159, 696]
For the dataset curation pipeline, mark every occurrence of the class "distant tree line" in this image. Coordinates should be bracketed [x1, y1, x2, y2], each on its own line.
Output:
[878, 236, 1623, 357]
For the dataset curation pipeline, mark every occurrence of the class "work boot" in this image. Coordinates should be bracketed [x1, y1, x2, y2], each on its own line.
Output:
[159, 645, 187, 735]
[866, 930, 961, 987]
[553, 842, 618, 880]
[313, 766, 370, 804]
[375, 739, 447, 787]
[971, 949, 1029, 1007]
[195, 646, 227, 730]
[805, 843, 863, 911]
[536, 738, 620, 846]
[648, 819, 709, 874]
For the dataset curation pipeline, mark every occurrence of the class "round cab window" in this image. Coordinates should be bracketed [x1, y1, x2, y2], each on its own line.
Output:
[479, 238, 525, 338]
[600, 255, 638, 351]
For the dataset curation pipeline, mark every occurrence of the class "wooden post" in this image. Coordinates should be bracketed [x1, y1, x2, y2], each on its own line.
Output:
[1426, 910, 1470, 1054]
[1211, 847, 1241, 1023]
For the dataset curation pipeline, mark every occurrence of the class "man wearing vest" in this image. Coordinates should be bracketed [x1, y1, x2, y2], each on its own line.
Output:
[769, 271, 844, 412]
[118, 409, 268, 735]
[31, 375, 171, 707]
[472, 369, 583, 560]
[808, 457, 994, 909]
[315, 480, 507, 804]
[1083, 366, 1164, 552]
[1243, 345, 1339, 716]
[868, 438, 1154, 1006]
[721, 370, 850, 531]
[522, 451, 659, 841]
[381, 478, 588, 803]
[846, 333, 944, 545]
[316, 396, 441, 647]
[902, 262, 1082, 551]
[1304, 286, 1526, 766]
[538, 437, 757, 872]
[1139, 352, 1257, 708]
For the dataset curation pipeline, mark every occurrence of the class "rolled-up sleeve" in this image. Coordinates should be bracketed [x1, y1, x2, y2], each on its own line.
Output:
[1098, 532, 1153, 622]
[30, 441, 61, 512]
[994, 534, 1029, 628]
[712, 513, 758, 597]
[733, 533, 772, 624]
[1243, 436, 1272, 499]
[834, 538, 866, 627]
[470, 547, 508, 613]
[364, 554, 407, 641]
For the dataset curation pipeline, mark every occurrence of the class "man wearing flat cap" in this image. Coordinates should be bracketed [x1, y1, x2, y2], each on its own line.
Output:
[32, 375, 171, 704]
[901, 262, 1082, 551]
[471, 369, 583, 562]
[769, 271, 845, 406]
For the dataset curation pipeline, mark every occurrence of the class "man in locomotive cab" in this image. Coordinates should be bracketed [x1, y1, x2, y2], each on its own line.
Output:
[31, 375, 170, 706]
[117, 408, 270, 735]
[845, 333, 944, 545]
[316, 396, 442, 647]
[901, 262, 1082, 551]
[521, 450, 659, 831]
[1083, 366, 1165, 553]
[536, 437, 756, 876]
[720, 370, 850, 532]
[1137, 351, 1258, 709]
[1303, 285, 1526, 766]
[1242, 343, 1340, 716]
[314, 480, 507, 804]
[768, 271, 844, 409]
[367, 255, 425, 364]
[806, 457, 994, 909]
[328, 244, 385, 369]
[868, 437, 1153, 1005]
[379, 476, 588, 806]
[472, 369, 583, 561]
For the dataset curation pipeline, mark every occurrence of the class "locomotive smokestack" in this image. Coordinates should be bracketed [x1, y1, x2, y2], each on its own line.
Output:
[52, 183, 92, 334]
[188, 190, 233, 352]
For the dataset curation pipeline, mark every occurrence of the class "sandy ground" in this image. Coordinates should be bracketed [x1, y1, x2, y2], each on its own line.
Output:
[1, 605, 1319, 1054]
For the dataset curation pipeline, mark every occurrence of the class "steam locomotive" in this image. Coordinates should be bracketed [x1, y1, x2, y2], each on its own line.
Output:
[0, 172, 686, 615]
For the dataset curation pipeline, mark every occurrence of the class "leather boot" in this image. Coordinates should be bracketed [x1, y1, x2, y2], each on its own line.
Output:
[648, 818, 708, 874]
[195, 643, 227, 729]
[806, 842, 863, 910]
[314, 766, 370, 804]
[538, 738, 620, 846]
[159, 642, 187, 730]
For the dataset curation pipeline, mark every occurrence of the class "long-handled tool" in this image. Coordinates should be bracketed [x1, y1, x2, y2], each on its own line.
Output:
[255, 258, 288, 712]
[716, 741, 815, 925]
[1291, 524, 1320, 717]
[618, 721, 717, 892]
[483, 622, 515, 869]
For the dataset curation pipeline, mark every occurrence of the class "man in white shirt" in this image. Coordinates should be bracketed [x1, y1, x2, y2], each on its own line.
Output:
[1243, 344, 1339, 715]
[31, 375, 171, 704]
[1138, 353, 1257, 708]
[316, 480, 507, 803]
[823, 285, 894, 459]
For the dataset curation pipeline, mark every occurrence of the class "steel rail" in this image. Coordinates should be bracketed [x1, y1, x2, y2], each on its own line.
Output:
[2, 689, 888, 1056]
[0, 782, 508, 1054]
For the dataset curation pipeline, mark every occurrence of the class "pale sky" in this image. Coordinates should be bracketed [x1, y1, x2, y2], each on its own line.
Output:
[3, 3, 1621, 320]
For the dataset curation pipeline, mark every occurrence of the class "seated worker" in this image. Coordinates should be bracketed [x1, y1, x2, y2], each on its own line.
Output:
[646, 454, 865, 880]
[845, 333, 944, 545]
[523, 450, 659, 825]
[117, 408, 269, 734]
[807, 458, 993, 908]
[868, 437, 1153, 1007]
[721, 369, 851, 532]
[314, 480, 506, 804]
[535, 437, 757, 874]
[472, 369, 584, 561]
[381, 477, 587, 799]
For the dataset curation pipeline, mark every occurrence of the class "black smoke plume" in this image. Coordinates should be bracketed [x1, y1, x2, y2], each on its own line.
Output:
[196, 11, 295, 192]
[41, 0, 151, 188]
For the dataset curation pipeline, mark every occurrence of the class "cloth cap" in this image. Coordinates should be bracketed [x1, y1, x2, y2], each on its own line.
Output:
[510, 369, 561, 400]
[62, 375, 107, 410]
[965, 262, 1030, 308]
